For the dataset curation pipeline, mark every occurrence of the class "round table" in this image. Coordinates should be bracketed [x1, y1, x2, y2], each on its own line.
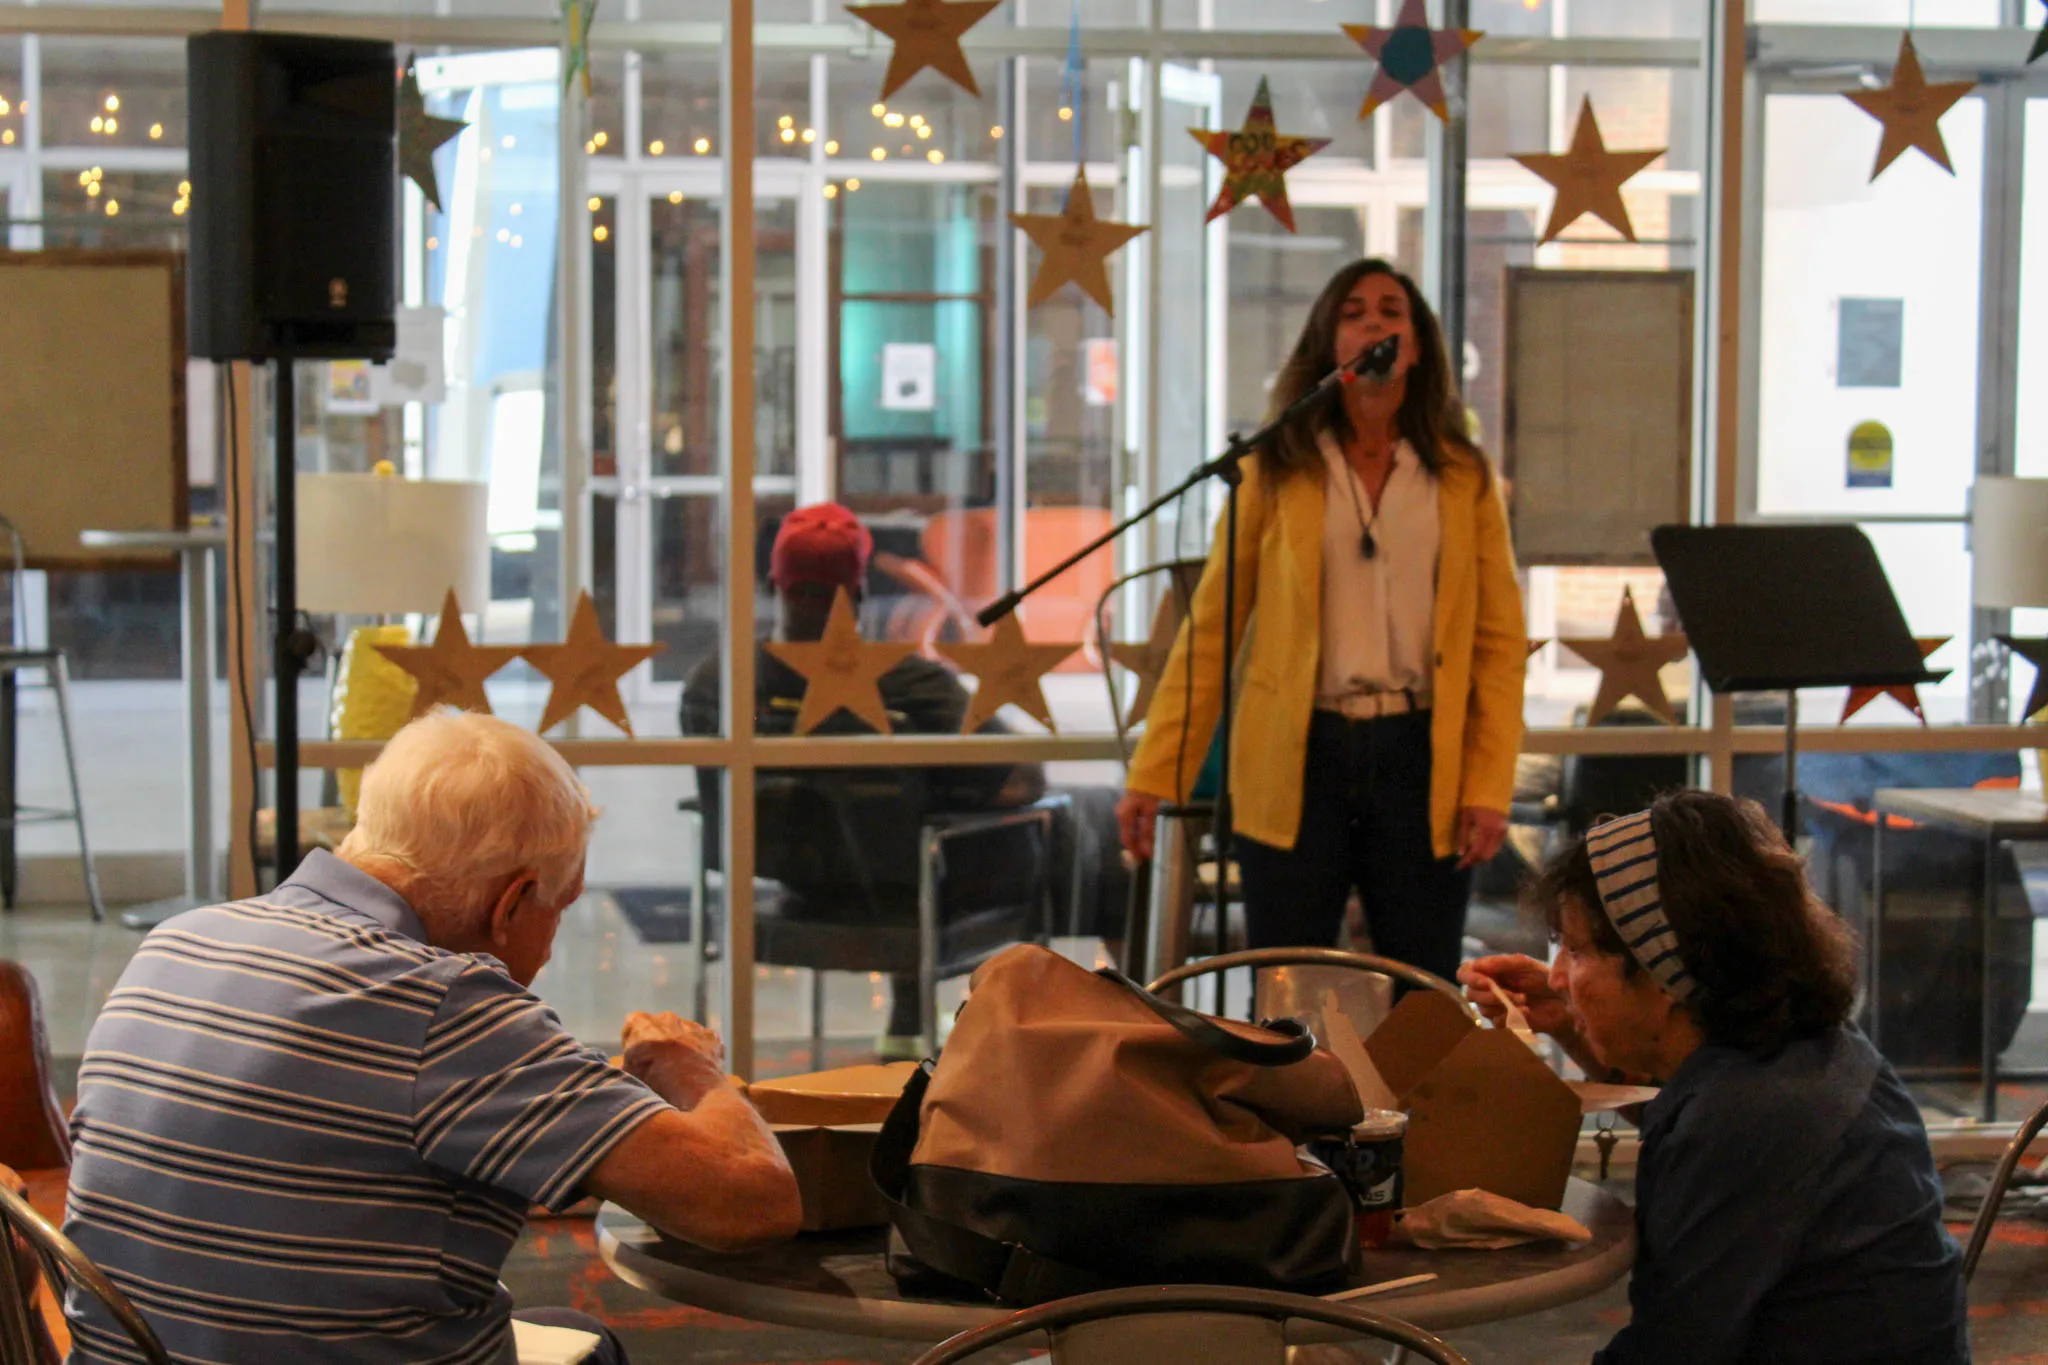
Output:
[597, 1178, 1635, 1343]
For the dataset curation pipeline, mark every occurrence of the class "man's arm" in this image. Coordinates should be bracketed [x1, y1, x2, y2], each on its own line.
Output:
[582, 1014, 801, 1252]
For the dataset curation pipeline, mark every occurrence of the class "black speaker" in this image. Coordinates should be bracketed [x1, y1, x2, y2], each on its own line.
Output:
[186, 31, 397, 361]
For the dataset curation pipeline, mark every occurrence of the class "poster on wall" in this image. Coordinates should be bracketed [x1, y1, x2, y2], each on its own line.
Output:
[328, 360, 379, 415]
[881, 342, 937, 412]
[1837, 298, 1903, 388]
[1846, 420, 1894, 489]
[371, 306, 450, 407]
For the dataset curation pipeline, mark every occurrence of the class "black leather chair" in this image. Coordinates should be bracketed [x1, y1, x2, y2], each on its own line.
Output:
[682, 771, 1068, 1062]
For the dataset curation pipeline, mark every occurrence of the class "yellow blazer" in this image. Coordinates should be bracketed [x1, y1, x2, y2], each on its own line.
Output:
[1127, 447, 1526, 859]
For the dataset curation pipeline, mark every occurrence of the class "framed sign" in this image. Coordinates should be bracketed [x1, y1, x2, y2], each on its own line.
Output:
[1502, 268, 1693, 567]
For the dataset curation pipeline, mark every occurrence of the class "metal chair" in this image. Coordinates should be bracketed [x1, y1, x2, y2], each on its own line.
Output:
[0, 516, 101, 921]
[1148, 947, 1483, 1023]
[681, 781, 1071, 1062]
[1961, 1093, 2048, 1282]
[908, 1284, 1469, 1365]
[1095, 558, 1205, 768]
[0, 1174, 169, 1365]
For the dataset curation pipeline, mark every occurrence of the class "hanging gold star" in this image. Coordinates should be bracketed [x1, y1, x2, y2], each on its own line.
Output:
[1012, 171, 1148, 315]
[847, 0, 1003, 101]
[1511, 97, 1664, 244]
[1840, 636, 1948, 725]
[1188, 77, 1330, 233]
[1998, 636, 2048, 722]
[374, 590, 521, 718]
[765, 588, 916, 735]
[1560, 587, 1690, 727]
[523, 591, 662, 736]
[397, 57, 469, 213]
[1342, 0, 1484, 124]
[937, 615, 1078, 734]
[1844, 33, 1975, 182]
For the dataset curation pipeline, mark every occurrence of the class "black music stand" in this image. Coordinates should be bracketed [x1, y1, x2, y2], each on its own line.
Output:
[1650, 524, 1944, 839]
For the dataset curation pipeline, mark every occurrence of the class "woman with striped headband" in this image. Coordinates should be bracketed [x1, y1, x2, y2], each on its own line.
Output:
[1460, 790, 1966, 1365]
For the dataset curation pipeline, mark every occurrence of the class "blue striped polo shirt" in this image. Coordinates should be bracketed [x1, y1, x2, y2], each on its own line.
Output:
[62, 850, 670, 1365]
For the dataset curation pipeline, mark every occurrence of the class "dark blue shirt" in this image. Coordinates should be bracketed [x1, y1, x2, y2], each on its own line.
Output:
[1595, 1025, 1968, 1365]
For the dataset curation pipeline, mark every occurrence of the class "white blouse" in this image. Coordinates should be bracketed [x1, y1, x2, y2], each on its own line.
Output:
[1315, 430, 1440, 704]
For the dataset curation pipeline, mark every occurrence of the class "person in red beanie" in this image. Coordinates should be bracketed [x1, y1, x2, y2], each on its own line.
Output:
[682, 503, 1043, 1059]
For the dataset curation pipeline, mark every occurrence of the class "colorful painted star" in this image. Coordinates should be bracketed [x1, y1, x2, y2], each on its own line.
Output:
[523, 591, 663, 736]
[1999, 636, 2048, 722]
[1560, 587, 1691, 727]
[847, 0, 1003, 101]
[1839, 636, 1949, 725]
[937, 615, 1079, 733]
[397, 58, 470, 213]
[1012, 171, 1148, 315]
[1844, 33, 1976, 182]
[2030, 0, 2048, 66]
[1510, 96, 1664, 244]
[764, 588, 916, 735]
[374, 590, 520, 717]
[1188, 77, 1330, 233]
[562, 0, 597, 98]
[1343, 0, 1485, 124]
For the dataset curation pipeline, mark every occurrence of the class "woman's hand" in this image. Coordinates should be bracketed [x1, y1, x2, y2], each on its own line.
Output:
[1116, 789, 1162, 862]
[1456, 806, 1509, 869]
[1458, 954, 1575, 1039]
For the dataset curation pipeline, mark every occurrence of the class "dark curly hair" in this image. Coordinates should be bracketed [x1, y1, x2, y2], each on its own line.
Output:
[1526, 790, 1859, 1054]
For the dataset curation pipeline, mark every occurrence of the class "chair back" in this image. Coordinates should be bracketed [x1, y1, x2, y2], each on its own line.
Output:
[907, 1285, 1469, 1365]
[1963, 1093, 2048, 1282]
[0, 964, 68, 1172]
[0, 515, 25, 652]
[1095, 559, 1206, 766]
[1147, 947, 1481, 1022]
[0, 1175, 169, 1365]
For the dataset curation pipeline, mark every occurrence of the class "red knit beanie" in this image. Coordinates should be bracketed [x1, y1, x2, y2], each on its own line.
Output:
[769, 503, 872, 591]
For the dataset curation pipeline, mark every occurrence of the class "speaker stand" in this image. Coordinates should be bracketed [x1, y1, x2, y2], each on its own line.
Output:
[271, 361, 318, 886]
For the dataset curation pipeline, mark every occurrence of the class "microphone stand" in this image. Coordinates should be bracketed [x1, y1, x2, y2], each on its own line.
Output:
[980, 337, 1398, 967]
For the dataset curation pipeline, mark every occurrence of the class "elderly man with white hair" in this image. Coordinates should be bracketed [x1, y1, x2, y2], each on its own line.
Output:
[60, 710, 801, 1365]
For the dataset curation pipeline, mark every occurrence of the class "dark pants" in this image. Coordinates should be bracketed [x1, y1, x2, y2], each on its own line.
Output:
[1235, 709, 1473, 983]
[513, 1305, 629, 1365]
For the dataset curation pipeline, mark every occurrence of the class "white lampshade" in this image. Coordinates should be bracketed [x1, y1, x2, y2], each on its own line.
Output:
[297, 472, 491, 616]
[1971, 477, 2048, 610]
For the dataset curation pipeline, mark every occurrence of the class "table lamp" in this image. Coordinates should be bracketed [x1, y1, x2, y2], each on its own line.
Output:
[1970, 476, 2048, 785]
[296, 464, 491, 813]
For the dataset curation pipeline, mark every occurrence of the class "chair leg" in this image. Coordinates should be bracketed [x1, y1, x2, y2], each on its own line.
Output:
[50, 656, 103, 922]
[919, 827, 942, 1059]
[811, 968, 826, 1070]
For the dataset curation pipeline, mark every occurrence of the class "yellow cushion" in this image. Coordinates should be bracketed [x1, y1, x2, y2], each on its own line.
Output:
[331, 625, 418, 816]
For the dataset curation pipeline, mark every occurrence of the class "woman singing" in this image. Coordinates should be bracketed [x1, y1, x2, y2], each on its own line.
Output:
[1116, 259, 1526, 981]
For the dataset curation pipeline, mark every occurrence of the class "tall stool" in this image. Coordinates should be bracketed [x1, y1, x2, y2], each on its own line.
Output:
[0, 516, 103, 921]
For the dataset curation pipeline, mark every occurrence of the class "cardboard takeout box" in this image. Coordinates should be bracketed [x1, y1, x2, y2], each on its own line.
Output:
[743, 1062, 920, 1231]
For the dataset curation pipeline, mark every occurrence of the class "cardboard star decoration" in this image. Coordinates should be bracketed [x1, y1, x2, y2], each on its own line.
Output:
[1012, 172, 1148, 315]
[1998, 635, 2048, 722]
[765, 588, 917, 735]
[1510, 97, 1664, 244]
[1188, 77, 1330, 233]
[523, 591, 663, 736]
[847, 0, 1003, 101]
[1839, 636, 1948, 725]
[937, 615, 1079, 733]
[1844, 33, 1976, 182]
[398, 58, 470, 213]
[1560, 587, 1691, 727]
[1342, 0, 1484, 124]
[1526, 638, 1550, 659]
[374, 591, 521, 718]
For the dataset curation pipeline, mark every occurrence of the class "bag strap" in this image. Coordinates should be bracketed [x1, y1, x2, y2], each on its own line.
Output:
[871, 1062, 1117, 1306]
[1094, 968, 1317, 1067]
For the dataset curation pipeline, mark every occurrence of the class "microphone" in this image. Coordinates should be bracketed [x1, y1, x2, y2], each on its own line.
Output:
[1315, 334, 1400, 391]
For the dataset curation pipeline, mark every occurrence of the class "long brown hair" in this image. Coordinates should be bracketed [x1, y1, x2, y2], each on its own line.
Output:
[1261, 259, 1479, 482]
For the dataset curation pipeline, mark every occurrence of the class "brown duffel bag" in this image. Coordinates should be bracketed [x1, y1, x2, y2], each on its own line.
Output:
[871, 943, 1364, 1305]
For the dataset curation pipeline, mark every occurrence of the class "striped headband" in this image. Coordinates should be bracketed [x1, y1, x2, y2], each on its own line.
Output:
[1584, 811, 1697, 1002]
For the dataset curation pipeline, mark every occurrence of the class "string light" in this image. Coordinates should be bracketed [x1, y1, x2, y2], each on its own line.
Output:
[823, 183, 837, 198]
[86, 181, 101, 197]
[990, 124, 1007, 137]
[509, 233, 522, 247]
[509, 202, 522, 216]
[149, 123, 163, 139]
[105, 118, 117, 134]
[586, 139, 597, 153]
[593, 224, 609, 241]
[916, 124, 931, 139]
[824, 139, 839, 154]
[779, 127, 795, 143]
[496, 227, 510, 242]
[501, 134, 515, 149]
[426, 235, 438, 249]
[870, 102, 885, 117]
[1058, 106, 1073, 121]
[883, 111, 904, 128]
[0, 97, 9, 115]
[778, 114, 793, 129]
[668, 190, 683, 203]
[909, 114, 924, 128]
[587, 195, 601, 211]
[104, 94, 119, 112]
[693, 137, 710, 153]
[649, 139, 665, 155]
[104, 199, 119, 215]
[801, 128, 816, 143]
[1, 131, 12, 145]
[927, 149, 944, 163]
[91, 115, 104, 132]
[594, 130, 609, 148]
[871, 146, 885, 160]
[178, 180, 189, 195]
[845, 177, 860, 191]
[170, 197, 185, 214]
